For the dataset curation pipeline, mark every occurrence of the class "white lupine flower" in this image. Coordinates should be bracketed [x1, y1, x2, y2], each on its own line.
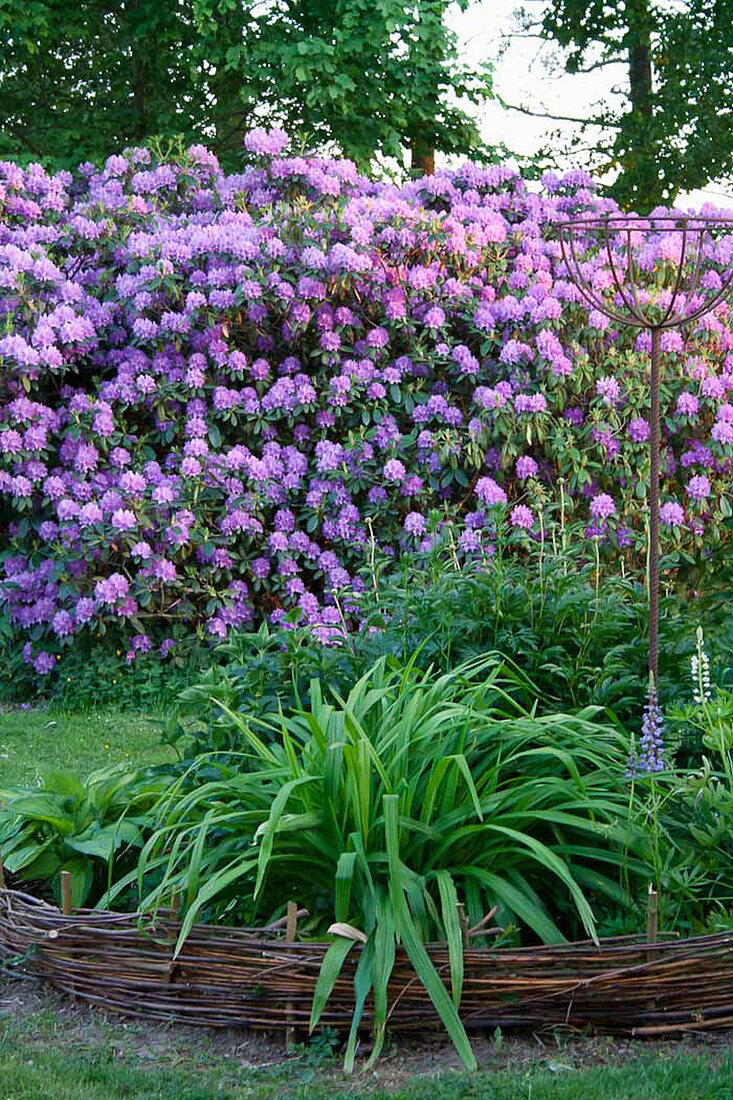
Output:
[692, 627, 711, 705]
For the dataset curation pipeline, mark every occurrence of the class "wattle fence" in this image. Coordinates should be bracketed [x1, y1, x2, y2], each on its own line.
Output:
[3, 888, 733, 1037]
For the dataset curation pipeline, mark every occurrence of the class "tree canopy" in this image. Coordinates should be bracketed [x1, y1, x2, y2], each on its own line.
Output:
[0, 0, 494, 173]
[517, 0, 733, 210]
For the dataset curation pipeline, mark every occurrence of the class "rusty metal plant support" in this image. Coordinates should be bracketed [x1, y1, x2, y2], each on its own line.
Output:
[557, 215, 733, 700]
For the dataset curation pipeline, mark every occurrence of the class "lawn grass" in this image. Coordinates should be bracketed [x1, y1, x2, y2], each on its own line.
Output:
[1, 1019, 733, 1100]
[0, 705, 176, 788]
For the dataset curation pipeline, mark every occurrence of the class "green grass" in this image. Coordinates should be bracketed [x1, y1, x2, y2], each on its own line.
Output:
[1, 1018, 733, 1100]
[0, 705, 175, 788]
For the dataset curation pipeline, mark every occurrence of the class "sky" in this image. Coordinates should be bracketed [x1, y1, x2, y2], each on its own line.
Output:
[449, 0, 733, 210]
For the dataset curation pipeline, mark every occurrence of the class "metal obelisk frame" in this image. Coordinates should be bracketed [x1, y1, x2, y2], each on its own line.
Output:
[557, 215, 733, 700]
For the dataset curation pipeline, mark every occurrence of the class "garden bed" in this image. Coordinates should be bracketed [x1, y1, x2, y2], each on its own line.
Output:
[3, 888, 733, 1038]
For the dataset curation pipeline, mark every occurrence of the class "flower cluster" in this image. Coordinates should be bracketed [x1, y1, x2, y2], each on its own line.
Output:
[2, 134, 733, 680]
[691, 626, 712, 704]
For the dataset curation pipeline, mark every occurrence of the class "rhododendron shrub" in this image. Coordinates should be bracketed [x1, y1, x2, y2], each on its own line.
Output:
[2, 134, 733, 685]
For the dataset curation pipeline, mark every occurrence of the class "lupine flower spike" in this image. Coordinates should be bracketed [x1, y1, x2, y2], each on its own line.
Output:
[691, 626, 711, 705]
[638, 676, 666, 773]
[628, 674, 666, 776]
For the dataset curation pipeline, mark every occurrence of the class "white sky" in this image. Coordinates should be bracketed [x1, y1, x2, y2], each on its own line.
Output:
[449, 0, 733, 210]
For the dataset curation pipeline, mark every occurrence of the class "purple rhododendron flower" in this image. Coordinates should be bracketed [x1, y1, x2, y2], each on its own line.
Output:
[510, 505, 534, 530]
[660, 502, 685, 526]
[628, 417, 650, 443]
[476, 477, 507, 506]
[404, 512, 426, 536]
[590, 493, 616, 520]
[515, 456, 538, 479]
[5, 131, 733, 679]
[383, 459, 406, 482]
[676, 392, 699, 417]
[244, 127, 289, 156]
[687, 475, 711, 500]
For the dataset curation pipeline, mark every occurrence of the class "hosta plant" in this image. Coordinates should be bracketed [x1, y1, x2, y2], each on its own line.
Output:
[0, 764, 172, 907]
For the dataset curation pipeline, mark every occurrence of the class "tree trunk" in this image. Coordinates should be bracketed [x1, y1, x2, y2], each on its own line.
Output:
[127, 0, 148, 142]
[410, 130, 435, 176]
[615, 0, 662, 211]
[628, 3, 653, 121]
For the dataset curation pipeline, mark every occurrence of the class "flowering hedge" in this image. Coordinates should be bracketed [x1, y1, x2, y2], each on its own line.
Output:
[2, 130, 733, 681]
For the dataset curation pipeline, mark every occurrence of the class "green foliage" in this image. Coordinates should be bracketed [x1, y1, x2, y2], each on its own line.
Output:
[164, 541, 698, 761]
[3, 1007, 733, 1100]
[0, 0, 206, 169]
[99, 654, 643, 1069]
[0, 0, 496, 172]
[0, 634, 205, 712]
[521, 0, 733, 209]
[0, 764, 173, 907]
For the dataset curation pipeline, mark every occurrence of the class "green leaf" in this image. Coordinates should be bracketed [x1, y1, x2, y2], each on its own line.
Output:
[335, 851, 357, 922]
[384, 795, 476, 1072]
[434, 870, 464, 1008]
[309, 934, 356, 1032]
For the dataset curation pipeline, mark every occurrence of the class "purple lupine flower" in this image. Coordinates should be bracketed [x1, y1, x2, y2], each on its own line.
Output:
[638, 691, 666, 773]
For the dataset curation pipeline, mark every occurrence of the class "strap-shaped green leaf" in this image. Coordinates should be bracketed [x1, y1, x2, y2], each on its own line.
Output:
[434, 869, 464, 1008]
[309, 934, 356, 1032]
[383, 794, 477, 1072]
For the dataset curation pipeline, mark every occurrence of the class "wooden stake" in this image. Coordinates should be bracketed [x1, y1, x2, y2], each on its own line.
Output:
[647, 884, 659, 945]
[60, 870, 73, 915]
[0, 855, 6, 891]
[265, 907, 308, 932]
[285, 900, 298, 1048]
[457, 903, 470, 951]
[647, 883, 659, 965]
[167, 889, 181, 983]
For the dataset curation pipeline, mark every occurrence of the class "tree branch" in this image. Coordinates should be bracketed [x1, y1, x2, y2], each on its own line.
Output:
[500, 100, 619, 128]
[571, 56, 625, 74]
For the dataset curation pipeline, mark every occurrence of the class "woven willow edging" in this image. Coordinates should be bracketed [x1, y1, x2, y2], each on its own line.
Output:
[3, 889, 733, 1036]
